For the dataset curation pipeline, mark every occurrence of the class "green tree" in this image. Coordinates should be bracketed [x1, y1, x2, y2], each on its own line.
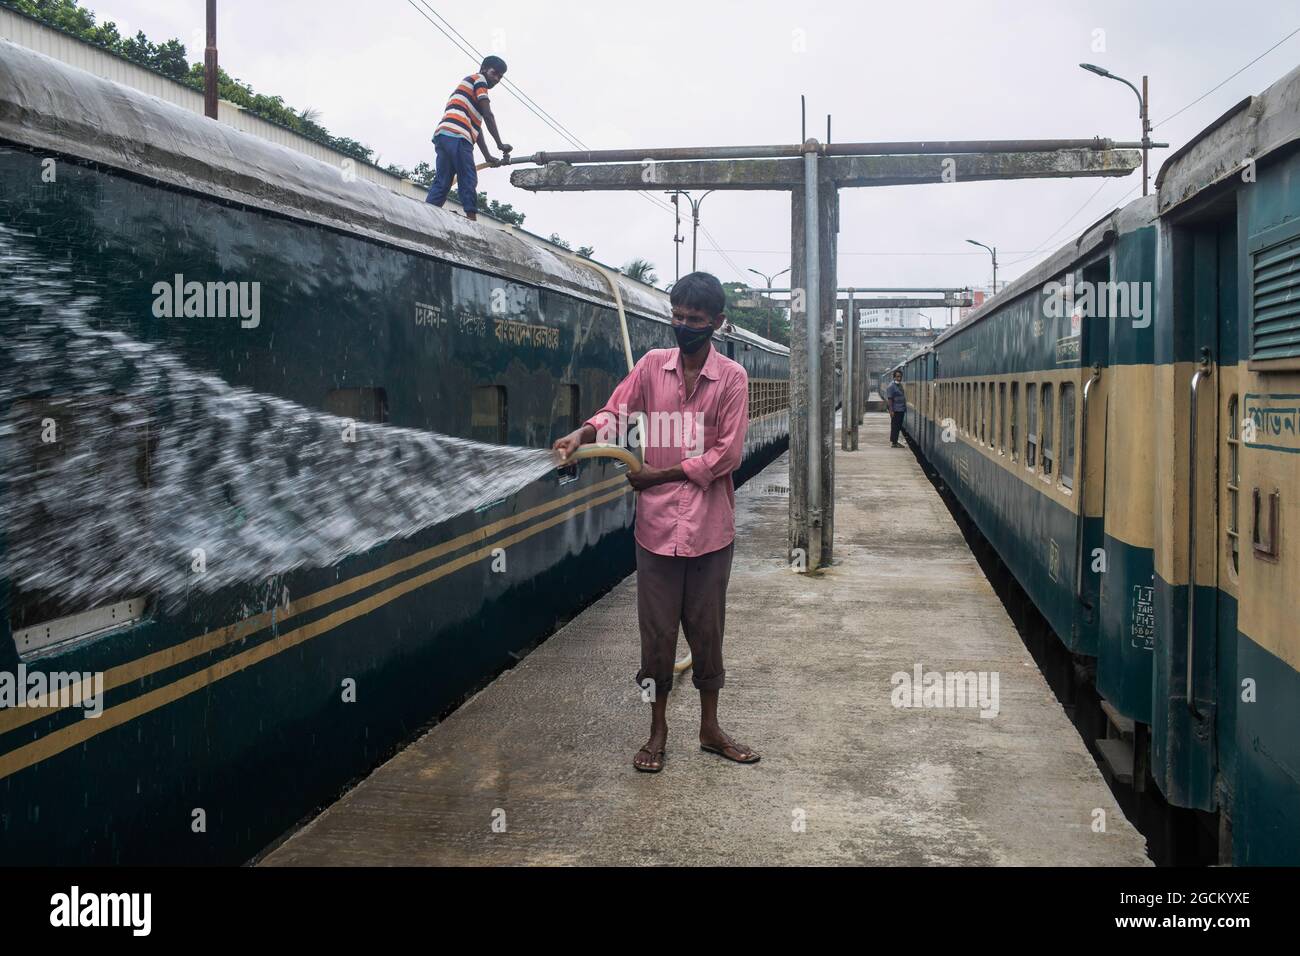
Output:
[575, 245, 595, 259]
[152, 38, 189, 79]
[481, 195, 525, 225]
[622, 258, 658, 285]
[407, 161, 434, 186]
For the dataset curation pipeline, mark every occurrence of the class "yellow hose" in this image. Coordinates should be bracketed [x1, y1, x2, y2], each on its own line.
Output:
[554, 443, 642, 473]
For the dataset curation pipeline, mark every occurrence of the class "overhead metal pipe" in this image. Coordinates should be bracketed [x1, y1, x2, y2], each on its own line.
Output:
[515, 138, 1162, 166]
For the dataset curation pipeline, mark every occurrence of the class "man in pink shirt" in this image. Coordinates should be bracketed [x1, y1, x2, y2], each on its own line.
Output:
[553, 272, 760, 773]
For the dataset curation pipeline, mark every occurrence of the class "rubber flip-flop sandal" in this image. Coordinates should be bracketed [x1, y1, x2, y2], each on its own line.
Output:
[634, 747, 665, 773]
[700, 743, 760, 764]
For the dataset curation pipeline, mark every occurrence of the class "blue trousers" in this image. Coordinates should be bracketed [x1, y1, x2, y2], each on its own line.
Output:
[425, 133, 477, 214]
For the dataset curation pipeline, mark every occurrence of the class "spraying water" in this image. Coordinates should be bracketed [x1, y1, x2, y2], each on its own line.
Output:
[0, 226, 560, 613]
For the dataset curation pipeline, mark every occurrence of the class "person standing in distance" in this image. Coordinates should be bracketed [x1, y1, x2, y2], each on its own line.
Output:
[886, 369, 907, 448]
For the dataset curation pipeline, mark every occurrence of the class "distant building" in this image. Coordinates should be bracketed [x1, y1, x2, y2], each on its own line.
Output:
[958, 288, 989, 323]
[857, 307, 934, 328]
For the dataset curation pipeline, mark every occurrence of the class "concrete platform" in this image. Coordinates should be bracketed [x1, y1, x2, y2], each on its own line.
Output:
[262, 413, 1151, 866]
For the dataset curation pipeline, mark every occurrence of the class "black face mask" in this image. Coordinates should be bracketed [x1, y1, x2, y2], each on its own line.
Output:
[674, 323, 713, 354]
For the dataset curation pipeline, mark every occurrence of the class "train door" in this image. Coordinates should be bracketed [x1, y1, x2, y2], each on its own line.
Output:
[1153, 200, 1239, 818]
[1075, 261, 1108, 658]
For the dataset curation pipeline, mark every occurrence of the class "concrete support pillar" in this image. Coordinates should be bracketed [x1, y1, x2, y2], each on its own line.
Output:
[841, 288, 855, 451]
[789, 164, 838, 571]
[855, 313, 866, 426]
[842, 292, 861, 451]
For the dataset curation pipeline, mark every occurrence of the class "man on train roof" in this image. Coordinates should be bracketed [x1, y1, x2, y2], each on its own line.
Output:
[553, 272, 760, 774]
[425, 55, 512, 222]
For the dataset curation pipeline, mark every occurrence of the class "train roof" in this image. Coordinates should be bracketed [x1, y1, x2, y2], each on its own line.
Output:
[0, 39, 787, 357]
[928, 193, 1158, 351]
[1156, 62, 1300, 216]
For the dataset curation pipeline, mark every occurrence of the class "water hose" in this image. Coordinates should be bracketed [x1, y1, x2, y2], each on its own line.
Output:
[555, 442, 641, 473]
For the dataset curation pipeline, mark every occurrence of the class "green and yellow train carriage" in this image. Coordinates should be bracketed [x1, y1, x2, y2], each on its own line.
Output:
[1150, 62, 1300, 865]
[894, 62, 1300, 864]
[0, 41, 790, 865]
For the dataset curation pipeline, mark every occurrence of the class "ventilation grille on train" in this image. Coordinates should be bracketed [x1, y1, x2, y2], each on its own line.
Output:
[1251, 231, 1300, 363]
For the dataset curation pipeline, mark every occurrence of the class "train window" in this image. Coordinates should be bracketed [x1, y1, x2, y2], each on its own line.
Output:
[554, 384, 581, 438]
[325, 387, 389, 424]
[471, 385, 508, 444]
[987, 382, 994, 449]
[998, 383, 1007, 454]
[1010, 383, 1019, 462]
[977, 382, 987, 442]
[9, 397, 152, 658]
[1041, 384, 1054, 477]
[981, 383, 988, 444]
[1026, 383, 1038, 468]
[1227, 394, 1240, 574]
[986, 382, 994, 445]
[1060, 383, 1076, 489]
[982, 382, 993, 447]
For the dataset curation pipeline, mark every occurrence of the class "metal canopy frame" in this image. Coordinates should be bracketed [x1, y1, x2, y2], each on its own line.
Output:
[508, 136, 1146, 572]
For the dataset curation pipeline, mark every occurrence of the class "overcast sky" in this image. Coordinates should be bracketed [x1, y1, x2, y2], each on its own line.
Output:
[94, 0, 1298, 308]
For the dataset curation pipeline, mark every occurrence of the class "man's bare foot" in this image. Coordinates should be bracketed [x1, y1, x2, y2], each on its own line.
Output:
[699, 724, 759, 764]
[633, 726, 667, 773]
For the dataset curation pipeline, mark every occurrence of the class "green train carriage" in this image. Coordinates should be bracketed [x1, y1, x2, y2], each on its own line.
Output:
[1150, 62, 1300, 864]
[893, 61, 1300, 864]
[0, 40, 790, 865]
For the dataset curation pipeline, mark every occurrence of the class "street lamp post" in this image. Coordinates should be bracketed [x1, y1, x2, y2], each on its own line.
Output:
[966, 239, 997, 297]
[747, 266, 790, 339]
[666, 191, 686, 282]
[673, 190, 716, 272]
[204, 0, 218, 119]
[1080, 63, 1151, 196]
[670, 191, 722, 273]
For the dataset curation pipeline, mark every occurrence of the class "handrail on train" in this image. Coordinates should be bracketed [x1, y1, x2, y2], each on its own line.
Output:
[1074, 363, 1103, 609]
[1185, 348, 1213, 720]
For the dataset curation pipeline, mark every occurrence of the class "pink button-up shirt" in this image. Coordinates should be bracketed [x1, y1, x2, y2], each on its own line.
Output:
[585, 346, 749, 557]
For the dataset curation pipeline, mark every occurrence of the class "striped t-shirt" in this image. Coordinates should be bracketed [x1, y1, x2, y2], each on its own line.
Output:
[435, 73, 490, 144]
